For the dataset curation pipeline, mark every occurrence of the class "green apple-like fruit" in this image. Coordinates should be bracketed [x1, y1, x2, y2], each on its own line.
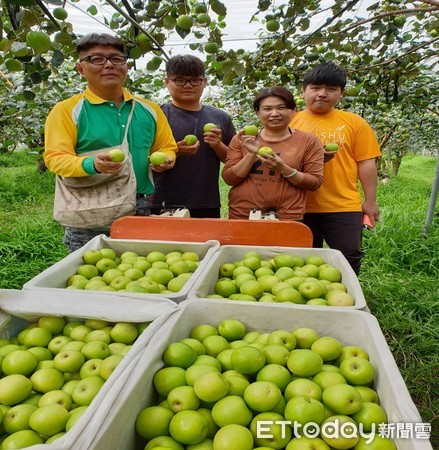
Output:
[136, 405, 175, 440]
[110, 322, 138, 345]
[0, 374, 32, 405]
[0, 430, 44, 448]
[163, 342, 197, 368]
[108, 149, 125, 162]
[286, 436, 330, 449]
[340, 356, 375, 385]
[325, 143, 339, 152]
[217, 319, 246, 341]
[250, 411, 292, 448]
[53, 349, 85, 373]
[30, 368, 64, 393]
[149, 151, 168, 165]
[321, 415, 360, 449]
[203, 123, 218, 132]
[82, 250, 103, 265]
[284, 395, 326, 428]
[2, 404, 38, 434]
[351, 401, 388, 432]
[169, 410, 209, 445]
[313, 370, 347, 390]
[266, 329, 296, 351]
[230, 345, 266, 375]
[311, 336, 343, 362]
[287, 349, 323, 377]
[193, 371, 229, 403]
[243, 125, 258, 136]
[244, 380, 282, 412]
[184, 134, 198, 145]
[29, 404, 70, 437]
[257, 146, 274, 156]
[71, 376, 105, 406]
[213, 423, 253, 450]
[153, 366, 187, 397]
[211, 395, 252, 427]
[284, 378, 322, 402]
[167, 385, 200, 412]
[2, 350, 38, 376]
[322, 383, 363, 415]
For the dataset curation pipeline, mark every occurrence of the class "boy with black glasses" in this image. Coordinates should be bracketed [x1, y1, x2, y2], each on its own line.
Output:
[151, 55, 236, 218]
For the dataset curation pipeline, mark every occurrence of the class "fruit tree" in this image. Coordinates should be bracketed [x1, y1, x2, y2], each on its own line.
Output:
[0, 0, 437, 171]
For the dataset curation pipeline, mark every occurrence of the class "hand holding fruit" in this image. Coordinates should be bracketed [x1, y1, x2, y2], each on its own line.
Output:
[93, 151, 125, 174]
[323, 142, 339, 163]
[177, 135, 200, 156]
[203, 123, 222, 149]
[149, 151, 174, 173]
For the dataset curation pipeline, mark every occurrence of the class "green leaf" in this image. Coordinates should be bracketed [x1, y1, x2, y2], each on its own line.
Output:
[210, 1, 227, 16]
[51, 50, 64, 66]
[87, 5, 98, 15]
[233, 62, 246, 77]
[23, 90, 36, 100]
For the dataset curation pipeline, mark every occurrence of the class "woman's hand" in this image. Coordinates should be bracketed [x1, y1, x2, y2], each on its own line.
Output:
[242, 136, 260, 155]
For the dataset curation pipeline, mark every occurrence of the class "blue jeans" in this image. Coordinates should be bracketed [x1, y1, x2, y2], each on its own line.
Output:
[63, 195, 152, 253]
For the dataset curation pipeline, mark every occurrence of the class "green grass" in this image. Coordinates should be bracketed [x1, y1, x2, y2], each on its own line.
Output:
[1, 152, 438, 445]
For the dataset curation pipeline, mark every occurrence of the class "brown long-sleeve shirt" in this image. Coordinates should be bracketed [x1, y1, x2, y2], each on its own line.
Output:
[222, 130, 324, 220]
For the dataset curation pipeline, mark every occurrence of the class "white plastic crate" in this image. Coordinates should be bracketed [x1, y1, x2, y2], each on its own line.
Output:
[0, 289, 178, 450]
[23, 235, 220, 303]
[74, 299, 431, 450]
[187, 245, 367, 310]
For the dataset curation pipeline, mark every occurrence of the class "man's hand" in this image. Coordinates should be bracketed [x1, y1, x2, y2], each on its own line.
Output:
[93, 152, 123, 174]
[150, 155, 175, 173]
[204, 127, 222, 149]
[362, 201, 380, 226]
[323, 150, 337, 163]
[176, 139, 200, 156]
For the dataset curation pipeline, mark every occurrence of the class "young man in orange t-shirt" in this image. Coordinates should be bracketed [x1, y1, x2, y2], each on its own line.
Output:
[290, 63, 381, 274]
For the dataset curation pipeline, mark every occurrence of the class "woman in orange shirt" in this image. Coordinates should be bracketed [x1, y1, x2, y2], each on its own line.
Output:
[222, 86, 324, 221]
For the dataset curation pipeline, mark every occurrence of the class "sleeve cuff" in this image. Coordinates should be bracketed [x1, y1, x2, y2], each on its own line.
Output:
[82, 157, 99, 174]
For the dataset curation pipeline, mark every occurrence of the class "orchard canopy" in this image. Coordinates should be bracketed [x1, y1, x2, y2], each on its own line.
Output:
[0, 0, 438, 173]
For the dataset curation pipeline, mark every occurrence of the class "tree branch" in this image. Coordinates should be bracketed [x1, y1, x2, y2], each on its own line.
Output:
[427, 106, 439, 117]
[341, 7, 438, 33]
[348, 36, 439, 74]
[104, 0, 170, 60]
[417, 0, 439, 7]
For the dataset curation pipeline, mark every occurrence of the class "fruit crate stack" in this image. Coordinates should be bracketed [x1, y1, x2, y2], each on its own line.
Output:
[22, 234, 220, 303]
[65, 299, 431, 450]
[187, 245, 368, 310]
[0, 289, 177, 449]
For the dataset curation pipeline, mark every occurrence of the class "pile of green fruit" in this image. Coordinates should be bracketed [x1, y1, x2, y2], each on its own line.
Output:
[136, 319, 395, 449]
[0, 315, 149, 448]
[209, 252, 355, 306]
[66, 248, 201, 294]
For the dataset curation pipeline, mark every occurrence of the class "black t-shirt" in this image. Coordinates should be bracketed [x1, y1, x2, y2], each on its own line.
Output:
[152, 103, 236, 210]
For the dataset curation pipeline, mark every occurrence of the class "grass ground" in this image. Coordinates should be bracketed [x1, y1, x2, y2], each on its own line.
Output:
[0, 152, 438, 446]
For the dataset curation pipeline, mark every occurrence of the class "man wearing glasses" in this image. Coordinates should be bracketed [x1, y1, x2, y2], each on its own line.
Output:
[44, 33, 177, 252]
[151, 55, 236, 218]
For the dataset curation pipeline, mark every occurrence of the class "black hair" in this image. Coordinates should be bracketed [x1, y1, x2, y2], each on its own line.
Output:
[302, 63, 347, 90]
[76, 33, 125, 55]
[165, 55, 206, 77]
[253, 86, 296, 112]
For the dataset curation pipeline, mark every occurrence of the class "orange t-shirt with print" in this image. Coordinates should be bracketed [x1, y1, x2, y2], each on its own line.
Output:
[290, 109, 381, 212]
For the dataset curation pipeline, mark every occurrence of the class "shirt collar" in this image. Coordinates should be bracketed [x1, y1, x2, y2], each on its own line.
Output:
[83, 86, 134, 104]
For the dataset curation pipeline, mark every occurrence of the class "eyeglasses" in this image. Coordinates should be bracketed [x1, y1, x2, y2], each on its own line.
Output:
[80, 55, 127, 65]
[169, 77, 205, 86]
